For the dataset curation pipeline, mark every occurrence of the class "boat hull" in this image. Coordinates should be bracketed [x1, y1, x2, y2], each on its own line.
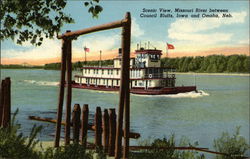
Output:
[71, 82, 197, 95]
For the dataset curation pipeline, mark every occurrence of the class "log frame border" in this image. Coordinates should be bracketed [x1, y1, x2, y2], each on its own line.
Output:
[54, 12, 131, 159]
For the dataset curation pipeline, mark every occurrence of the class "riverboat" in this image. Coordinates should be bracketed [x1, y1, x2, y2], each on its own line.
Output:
[73, 47, 197, 95]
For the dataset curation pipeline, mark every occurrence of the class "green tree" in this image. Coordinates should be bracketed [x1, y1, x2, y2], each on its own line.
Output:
[0, 0, 103, 46]
[243, 57, 249, 72]
[214, 127, 248, 159]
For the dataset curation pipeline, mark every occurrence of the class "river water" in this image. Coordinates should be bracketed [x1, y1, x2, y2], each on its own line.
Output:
[1, 69, 249, 151]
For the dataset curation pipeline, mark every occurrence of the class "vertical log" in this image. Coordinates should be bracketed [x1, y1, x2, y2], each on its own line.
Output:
[95, 107, 102, 150]
[115, 12, 131, 159]
[103, 109, 109, 153]
[2, 77, 11, 128]
[123, 12, 131, 159]
[81, 104, 89, 149]
[65, 30, 72, 145]
[109, 109, 116, 156]
[54, 38, 67, 147]
[72, 104, 81, 144]
[0, 80, 5, 127]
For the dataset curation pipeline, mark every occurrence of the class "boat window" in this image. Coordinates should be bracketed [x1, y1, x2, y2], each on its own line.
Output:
[117, 80, 119, 85]
[135, 80, 137, 86]
[116, 69, 119, 75]
[96, 69, 98, 74]
[111, 70, 113, 75]
[102, 69, 104, 75]
[108, 70, 110, 75]
[139, 81, 143, 86]
[85, 69, 87, 73]
[88, 69, 90, 73]
[149, 80, 151, 87]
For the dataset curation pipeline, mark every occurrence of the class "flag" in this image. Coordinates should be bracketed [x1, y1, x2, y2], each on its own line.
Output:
[167, 43, 175, 49]
[84, 47, 90, 52]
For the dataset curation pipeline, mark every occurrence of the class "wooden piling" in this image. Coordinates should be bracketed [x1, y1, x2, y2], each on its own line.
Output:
[54, 38, 67, 147]
[72, 104, 81, 143]
[115, 12, 131, 159]
[65, 30, 72, 145]
[109, 109, 116, 156]
[81, 104, 89, 149]
[103, 109, 109, 153]
[123, 12, 131, 159]
[2, 77, 11, 128]
[95, 107, 102, 150]
[0, 80, 5, 127]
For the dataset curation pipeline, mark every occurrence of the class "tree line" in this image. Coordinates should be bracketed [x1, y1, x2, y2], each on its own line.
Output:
[43, 60, 113, 70]
[2, 55, 249, 73]
[161, 55, 249, 73]
[0, 64, 43, 69]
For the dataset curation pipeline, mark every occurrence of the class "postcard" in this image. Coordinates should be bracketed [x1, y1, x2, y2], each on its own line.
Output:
[0, 0, 249, 158]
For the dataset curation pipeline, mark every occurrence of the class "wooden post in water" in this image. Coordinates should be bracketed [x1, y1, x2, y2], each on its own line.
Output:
[54, 38, 67, 147]
[2, 77, 11, 128]
[115, 12, 131, 159]
[95, 107, 102, 150]
[109, 109, 116, 156]
[72, 104, 81, 143]
[81, 104, 89, 149]
[123, 12, 131, 159]
[103, 109, 109, 153]
[0, 79, 5, 127]
[65, 30, 72, 145]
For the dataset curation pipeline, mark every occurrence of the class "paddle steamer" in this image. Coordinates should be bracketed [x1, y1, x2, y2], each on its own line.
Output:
[73, 47, 196, 95]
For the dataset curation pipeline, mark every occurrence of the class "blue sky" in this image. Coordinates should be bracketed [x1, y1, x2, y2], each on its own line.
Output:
[1, 0, 249, 65]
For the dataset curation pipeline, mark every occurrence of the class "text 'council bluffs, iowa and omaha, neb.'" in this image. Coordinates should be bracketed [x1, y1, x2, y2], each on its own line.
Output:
[140, 8, 232, 18]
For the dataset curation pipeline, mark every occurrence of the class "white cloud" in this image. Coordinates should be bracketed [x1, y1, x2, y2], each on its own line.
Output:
[169, 32, 233, 45]
[2, 39, 61, 60]
[168, 11, 247, 45]
[131, 18, 144, 37]
[238, 39, 249, 45]
[169, 11, 247, 34]
[79, 34, 120, 53]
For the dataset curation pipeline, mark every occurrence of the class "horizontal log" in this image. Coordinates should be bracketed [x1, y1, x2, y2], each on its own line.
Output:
[28, 116, 140, 139]
[127, 146, 242, 157]
[58, 19, 127, 39]
[128, 146, 208, 151]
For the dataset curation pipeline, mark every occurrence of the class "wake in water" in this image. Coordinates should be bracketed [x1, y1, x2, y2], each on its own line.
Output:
[23, 80, 59, 86]
[133, 90, 209, 98]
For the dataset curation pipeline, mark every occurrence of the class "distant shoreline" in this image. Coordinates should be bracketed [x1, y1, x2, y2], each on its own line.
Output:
[1, 68, 249, 76]
[175, 72, 250, 76]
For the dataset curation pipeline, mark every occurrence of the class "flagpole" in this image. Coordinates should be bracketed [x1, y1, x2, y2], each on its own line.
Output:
[85, 50, 86, 65]
[84, 46, 87, 65]
[99, 50, 102, 67]
[166, 43, 168, 58]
